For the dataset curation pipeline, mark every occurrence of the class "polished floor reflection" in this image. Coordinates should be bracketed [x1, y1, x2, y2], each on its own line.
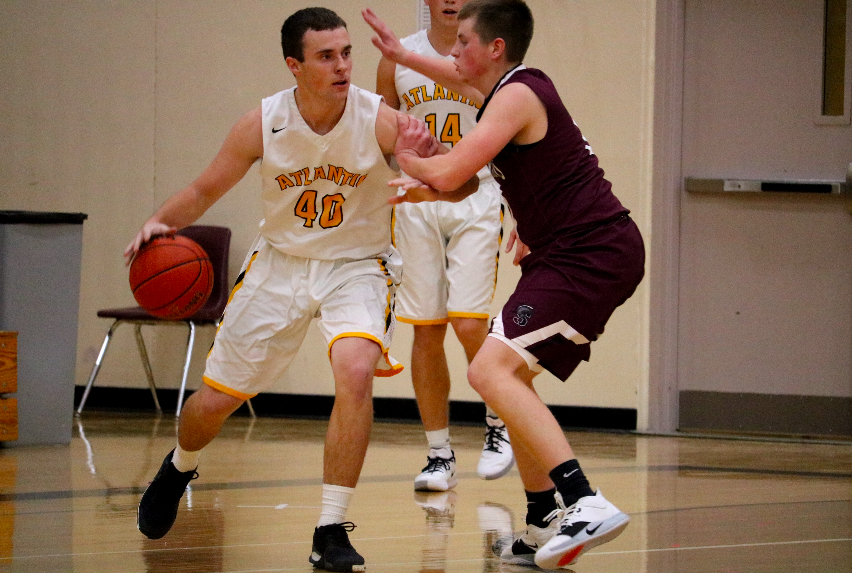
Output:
[0, 412, 850, 572]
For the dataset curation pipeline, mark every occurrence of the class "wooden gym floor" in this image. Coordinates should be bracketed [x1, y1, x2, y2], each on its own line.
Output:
[0, 411, 850, 572]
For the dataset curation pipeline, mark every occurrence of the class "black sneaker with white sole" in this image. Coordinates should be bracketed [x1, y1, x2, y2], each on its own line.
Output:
[309, 522, 366, 572]
[137, 449, 198, 539]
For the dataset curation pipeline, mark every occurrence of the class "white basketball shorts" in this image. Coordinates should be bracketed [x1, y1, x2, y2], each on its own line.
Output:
[393, 180, 503, 325]
[203, 234, 403, 399]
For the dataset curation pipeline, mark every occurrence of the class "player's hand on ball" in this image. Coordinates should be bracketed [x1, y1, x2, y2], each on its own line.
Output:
[124, 221, 177, 266]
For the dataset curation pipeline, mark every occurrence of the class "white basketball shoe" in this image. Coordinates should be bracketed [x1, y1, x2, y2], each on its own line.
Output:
[534, 489, 630, 569]
[477, 416, 515, 480]
[414, 449, 458, 492]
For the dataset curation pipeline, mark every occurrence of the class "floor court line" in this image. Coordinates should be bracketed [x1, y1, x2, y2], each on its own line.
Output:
[3, 463, 849, 503]
[4, 529, 850, 563]
[0, 530, 489, 561]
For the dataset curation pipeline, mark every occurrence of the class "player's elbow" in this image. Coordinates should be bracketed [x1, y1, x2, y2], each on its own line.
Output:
[431, 170, 470, 193]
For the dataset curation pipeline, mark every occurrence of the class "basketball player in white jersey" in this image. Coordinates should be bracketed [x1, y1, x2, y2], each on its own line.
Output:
[374, 0, 514, 493]
[125, 9, 475, 572]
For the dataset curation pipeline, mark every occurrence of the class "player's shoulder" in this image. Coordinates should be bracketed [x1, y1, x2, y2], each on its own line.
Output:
[502, 68, 555, 94]
[493, 68, 551, 104]
[399, 29, 426, 51]
[262, 86, 296, 107]
[234, 105, 263, 135]
[491, 80, 538, 107]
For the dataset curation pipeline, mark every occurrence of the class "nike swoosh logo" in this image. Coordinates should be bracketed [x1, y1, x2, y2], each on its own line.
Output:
[585, 523, 602, 535]
[563, 469, 578, 478]
[272, 126, 286, 133]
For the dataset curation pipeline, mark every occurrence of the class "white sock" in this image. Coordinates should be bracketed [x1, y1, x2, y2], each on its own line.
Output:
[317, 484, 355, 527]
[429, 446, 453, 460]
[425, 428, 451, 450]
[172, 444, 200, 473]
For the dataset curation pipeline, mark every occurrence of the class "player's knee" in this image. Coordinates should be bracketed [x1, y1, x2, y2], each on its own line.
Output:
[335, 376, 373, 405]
[188, 384, 244, 419]
[450, 318, 487, 345]
[413, 324, 448, 350]
[333, 360, 376, 403]
[340, 360, 375, 386]
[467, 359, 495, 400]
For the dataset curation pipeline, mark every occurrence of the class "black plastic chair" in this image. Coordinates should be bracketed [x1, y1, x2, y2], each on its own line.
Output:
[76, 225, 254, 417]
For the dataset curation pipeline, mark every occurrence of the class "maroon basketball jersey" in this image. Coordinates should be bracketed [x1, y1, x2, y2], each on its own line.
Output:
[478, 67, 627, 250]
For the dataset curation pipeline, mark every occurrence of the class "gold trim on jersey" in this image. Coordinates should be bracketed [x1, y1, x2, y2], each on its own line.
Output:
[396, 316, 451, 326]
[447, 311, 490, 320]
[326, 332, 404, 377]
[202, 375, 256, 400]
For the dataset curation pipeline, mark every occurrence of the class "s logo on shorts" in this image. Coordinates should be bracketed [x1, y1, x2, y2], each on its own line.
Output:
[513, 304, 534, 327]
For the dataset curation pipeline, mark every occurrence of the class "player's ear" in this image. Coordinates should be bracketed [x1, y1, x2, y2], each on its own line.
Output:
[490, 38, 506, 61]
[285, 56, 301, 77]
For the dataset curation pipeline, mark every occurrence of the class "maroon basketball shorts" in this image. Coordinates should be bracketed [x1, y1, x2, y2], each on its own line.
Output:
[489, 214, 645, 380]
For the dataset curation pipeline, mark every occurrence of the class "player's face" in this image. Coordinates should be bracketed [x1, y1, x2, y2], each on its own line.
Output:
[451, 17, 489, 84]
[289, 27, 352, 100]
[426, 0, 471, 27]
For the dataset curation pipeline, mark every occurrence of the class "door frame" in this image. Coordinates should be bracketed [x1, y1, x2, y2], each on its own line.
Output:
[645, 0, 685, 434]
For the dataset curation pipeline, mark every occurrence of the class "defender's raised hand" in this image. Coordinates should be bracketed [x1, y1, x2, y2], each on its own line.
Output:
[362, 8, 408, 64]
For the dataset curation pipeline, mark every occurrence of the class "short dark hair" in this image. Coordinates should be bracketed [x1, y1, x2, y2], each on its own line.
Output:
[458, 0, 533, 64]
[280, 7, 347, 62]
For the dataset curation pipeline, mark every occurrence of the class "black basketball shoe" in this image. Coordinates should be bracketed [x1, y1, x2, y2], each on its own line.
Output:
[309, 522, 366, 572]
[137, 449, 198, 539]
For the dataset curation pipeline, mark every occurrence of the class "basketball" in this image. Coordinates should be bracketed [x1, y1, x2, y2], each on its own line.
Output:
[129, 235, 214, 319]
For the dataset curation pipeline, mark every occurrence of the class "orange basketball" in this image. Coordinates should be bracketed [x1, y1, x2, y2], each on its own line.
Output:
[129, 235, 214, 319]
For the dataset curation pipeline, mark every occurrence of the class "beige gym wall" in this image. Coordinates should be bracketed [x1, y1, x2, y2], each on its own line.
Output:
[0, 1, 654, 415]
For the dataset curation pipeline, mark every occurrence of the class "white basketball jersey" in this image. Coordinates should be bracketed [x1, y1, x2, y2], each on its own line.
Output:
[395, 30, 493, 185]
[259, 85, 399, 260]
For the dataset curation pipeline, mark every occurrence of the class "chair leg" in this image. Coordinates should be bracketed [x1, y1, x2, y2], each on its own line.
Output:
[176, 321, 197, 418]
[246, 398, 257, 418]
[133, 324, 162, 413]
[76, 320, 122, 415]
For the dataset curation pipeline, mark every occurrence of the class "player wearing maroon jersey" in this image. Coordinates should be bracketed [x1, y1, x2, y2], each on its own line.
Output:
[367, 0, 644, 568]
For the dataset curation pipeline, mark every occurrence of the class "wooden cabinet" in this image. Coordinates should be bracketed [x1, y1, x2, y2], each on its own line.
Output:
[0, 332, 18, 441]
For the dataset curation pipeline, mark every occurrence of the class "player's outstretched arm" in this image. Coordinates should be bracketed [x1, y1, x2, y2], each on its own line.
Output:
[362, 8, 484, 105]
[376, 106, 477, 203]
[389, 114, 477, 203]
[124, 107, 263, 264]
[394, 82, 539, 191]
